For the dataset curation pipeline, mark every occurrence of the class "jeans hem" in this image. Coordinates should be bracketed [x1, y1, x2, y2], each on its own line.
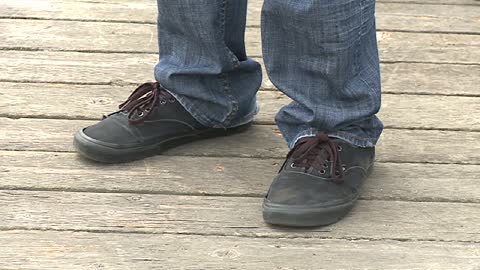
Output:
[161, 82, 258, 129]
[289, 128, 377, 149]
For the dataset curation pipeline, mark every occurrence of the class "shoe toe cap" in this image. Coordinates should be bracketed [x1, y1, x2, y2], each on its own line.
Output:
[265, 171, 357, 207]
[83, 116, 139, 145]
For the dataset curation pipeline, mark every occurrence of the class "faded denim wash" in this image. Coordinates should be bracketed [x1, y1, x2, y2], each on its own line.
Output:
[154, 0, 383, 148]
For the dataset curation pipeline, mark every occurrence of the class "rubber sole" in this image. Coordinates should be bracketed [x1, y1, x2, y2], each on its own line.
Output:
[73, 122, 252, 163]
[262, 165, 374, 227]
[262, 197, 357, 227]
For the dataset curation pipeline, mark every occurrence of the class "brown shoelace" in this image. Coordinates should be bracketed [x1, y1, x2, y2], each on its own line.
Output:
[117, 82, 175, 124]
[287, 133, 344, 183]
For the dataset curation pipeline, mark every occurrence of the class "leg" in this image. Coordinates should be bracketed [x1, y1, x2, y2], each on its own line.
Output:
[262, 0, 382, 227]
[262, 0, 383, 148]
[155, 0, 262, 128]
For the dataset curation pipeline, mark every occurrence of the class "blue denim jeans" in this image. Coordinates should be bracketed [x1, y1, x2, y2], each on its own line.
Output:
[154, 0, 383, 148]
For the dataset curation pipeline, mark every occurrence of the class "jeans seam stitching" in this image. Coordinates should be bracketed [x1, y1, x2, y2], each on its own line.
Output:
[220, 73, 239, 127]
[220, 0, 240, 68]
[358, 20, 381, 105]
[357, 1, 379, 104]
[218, 0, 239, 127]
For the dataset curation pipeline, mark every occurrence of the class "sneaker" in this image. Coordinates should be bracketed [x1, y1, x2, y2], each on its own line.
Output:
[262, 133, 375, 227]
[73, 82, 251, 163]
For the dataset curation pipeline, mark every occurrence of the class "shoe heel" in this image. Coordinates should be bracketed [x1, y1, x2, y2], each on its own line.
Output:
[197, 122, 253, 138]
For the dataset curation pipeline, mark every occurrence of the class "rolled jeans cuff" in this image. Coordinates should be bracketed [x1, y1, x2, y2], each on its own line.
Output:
[162, 82, 259, 129]
[290, 128, 378, 149]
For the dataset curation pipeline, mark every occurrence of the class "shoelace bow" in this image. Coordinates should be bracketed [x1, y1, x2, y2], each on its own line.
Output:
[287, 133, 344, 183]
[117, 82, 175, 124]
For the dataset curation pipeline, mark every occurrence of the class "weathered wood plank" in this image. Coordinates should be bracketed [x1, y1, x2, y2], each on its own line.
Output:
[0, 231, 477, 270]
[376, 31, 480, 64]
[0, 19, 161, 53]
[1, 118, 479, 164]
[376, 3, 480, 33]
[379, 62, 479, 96]
[1, 190, 480, 242]
[1, 151, 479, 203]
[0, 51, 478, 96]
[1, 83, 479, 131]
[1, 0, 479, 33]
[0, 51, 157, 84]
[2, 19, 479, 64]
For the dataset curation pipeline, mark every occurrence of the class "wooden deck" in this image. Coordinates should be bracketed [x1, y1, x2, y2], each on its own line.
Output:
[0, 0, 479, 269]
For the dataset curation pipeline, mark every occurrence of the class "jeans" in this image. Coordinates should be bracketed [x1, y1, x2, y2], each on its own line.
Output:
[154, 0, 383, 148]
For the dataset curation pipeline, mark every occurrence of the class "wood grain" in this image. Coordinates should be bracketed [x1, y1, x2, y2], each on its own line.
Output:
[1, 19, 479, 63]
[1, 83, 479, 131]
[1, 151, 479, 203]
[1, 0, 479, 33]
[0, 190, 479, 242]
[0, 230, 478, 270]
[376, 3, 480, 34]
[1, 118, 479, 164]
[0, 51, 478, 96]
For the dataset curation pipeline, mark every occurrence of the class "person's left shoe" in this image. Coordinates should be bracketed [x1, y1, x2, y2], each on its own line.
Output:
[263, 133, 375, 227]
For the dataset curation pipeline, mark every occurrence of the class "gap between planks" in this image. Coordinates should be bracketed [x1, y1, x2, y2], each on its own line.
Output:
[0, 80, 479, 97]
[0, 18, 478, 36]
[1, 114, 479, 133]
[1, 118, 480, 164]
[1, 83, 479, 131]
[1, 0, 479, 33]
[0, 227, 479, 244]
[0, 190, 478, 243]
[2, 48, 480, 67]
[1, 19, 479, 64]
[1, 150, 479, 203]
[0, 51, 478, 96]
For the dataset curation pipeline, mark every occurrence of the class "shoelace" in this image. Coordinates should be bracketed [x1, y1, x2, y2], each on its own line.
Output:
[117, 82, 175, 124]
[287, 133, 344, 183]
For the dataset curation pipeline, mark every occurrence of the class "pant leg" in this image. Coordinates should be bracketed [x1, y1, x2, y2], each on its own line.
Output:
[262, 0, 383, 148]
[154, 0, 262, 128]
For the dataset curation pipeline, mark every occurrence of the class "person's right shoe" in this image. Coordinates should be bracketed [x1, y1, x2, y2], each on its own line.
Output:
[263, 133, 375, 227]
[73, 82, 252, 163]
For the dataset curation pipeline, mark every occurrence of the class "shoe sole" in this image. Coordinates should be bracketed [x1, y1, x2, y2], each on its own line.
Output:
[262, 197, 357, 227]
[73, 122, 252, 163]
[262, 165, 374, 227]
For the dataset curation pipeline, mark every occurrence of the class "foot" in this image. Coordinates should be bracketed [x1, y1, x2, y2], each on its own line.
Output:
[73, 82, 251, 163]
[262, 133, 375, 227]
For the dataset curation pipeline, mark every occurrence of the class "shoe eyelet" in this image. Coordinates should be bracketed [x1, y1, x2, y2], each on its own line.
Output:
[337, 145, 343, 151]
[160, 100, 167, 105]
[138, 111, 144, 117]
[323, 163, 328, 168]
[319, 169, 326, 174]
[342, 164, 347, 171]
[290, 163, 296, 169]
[335, 170, 341, 176]
[168, 98, 176, 103]
[145, 108, 151, 112]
